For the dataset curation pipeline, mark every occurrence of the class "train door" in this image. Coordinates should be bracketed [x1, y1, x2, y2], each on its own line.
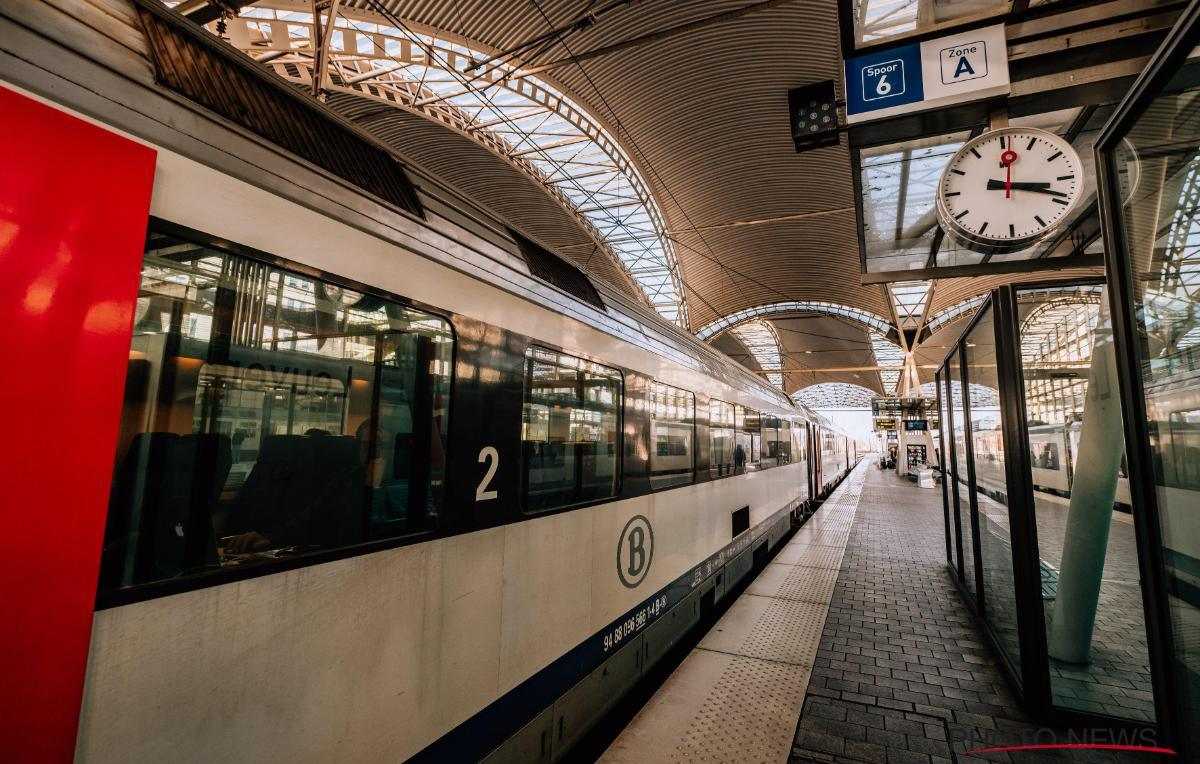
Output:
[816, 422, 825, 494]
[808, 422, 821, 500]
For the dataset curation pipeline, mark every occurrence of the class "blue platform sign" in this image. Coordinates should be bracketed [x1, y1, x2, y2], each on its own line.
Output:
[844, 24, 1010, 125]
[846, 43, 923, 118]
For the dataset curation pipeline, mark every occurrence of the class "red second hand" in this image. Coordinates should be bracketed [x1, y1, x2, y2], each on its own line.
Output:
[1001, 149, 1018, 199]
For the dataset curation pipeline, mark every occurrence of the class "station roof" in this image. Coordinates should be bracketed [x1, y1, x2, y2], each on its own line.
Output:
[177, 0, 1104, 400]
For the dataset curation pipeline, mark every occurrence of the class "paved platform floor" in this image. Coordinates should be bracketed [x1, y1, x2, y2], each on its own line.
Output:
[792, 464, 1158, 763]
[601, 464, 868, 763]
[597, 460, 1161, 763]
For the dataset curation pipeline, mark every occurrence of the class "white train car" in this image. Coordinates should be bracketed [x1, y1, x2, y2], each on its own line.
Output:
[0, 3, 860, 762]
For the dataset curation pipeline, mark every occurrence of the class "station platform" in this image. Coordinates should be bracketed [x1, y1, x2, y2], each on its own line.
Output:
[601, 463, 866, 763]
[601, 461, 1156, 763]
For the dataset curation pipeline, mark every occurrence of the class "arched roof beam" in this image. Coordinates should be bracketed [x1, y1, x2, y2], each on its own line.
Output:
[793, 382, 877, 409]
[213, 2, 688, 325]
[922, 285, 1104, 343]
[695, 301, 895, 341]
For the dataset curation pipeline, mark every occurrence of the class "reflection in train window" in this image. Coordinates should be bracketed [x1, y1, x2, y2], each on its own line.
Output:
[522, 347, 621, 512]
[760, 417, 792, 467]
[710, 400, 736, 478]
[1168, 410, 1200, 490]
[759, 416, 778, 467]
[779, 420, 793, 464]
[1034, 442, 1061, 471]
[100, 227, 453, 594]
[649, 382, 695, 489]
[791, 420, 806, 466]
[736, 406, 761, 474]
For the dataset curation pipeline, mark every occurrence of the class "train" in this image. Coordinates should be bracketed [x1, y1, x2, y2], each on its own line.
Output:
[968, 420, 1133, 507]
[0, 3, 867, 762]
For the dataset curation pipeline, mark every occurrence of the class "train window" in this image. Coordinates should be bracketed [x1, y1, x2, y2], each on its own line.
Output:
[100, 229, 453, 595]
[710, 400, 736, 477]
[649, 382, 695, 489]
[522, 347, 621, 512]
[779, 420, 793, 464]
[736, 406, 761, 473]
[759, 416, 778, 467]
[760, 416, 792, 467]
[1168, 410, 1200, 490]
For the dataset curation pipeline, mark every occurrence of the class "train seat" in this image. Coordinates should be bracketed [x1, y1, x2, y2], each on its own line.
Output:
[232, 433, 366, 552]
[101, 432, 231, 587]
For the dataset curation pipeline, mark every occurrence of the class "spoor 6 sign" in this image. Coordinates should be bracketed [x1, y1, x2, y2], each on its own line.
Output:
[862, 59, 905, 101]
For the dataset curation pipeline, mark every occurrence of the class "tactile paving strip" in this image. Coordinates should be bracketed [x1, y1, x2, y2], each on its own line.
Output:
[778, 544, 844, 570]
[732, 597, 830, 665]
[669, 656, 810, 763]
[772, 564, 840, 605]
[808, 529, 852, 547]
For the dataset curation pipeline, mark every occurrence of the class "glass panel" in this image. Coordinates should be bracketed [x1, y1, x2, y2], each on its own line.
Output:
[760, 416, 780, 467]
[101, 230, 453, 593]
[939, 370, 959, 568]
[1106, 83, 1200, 730]
[950, 350, 976, 600]
[1114, 88, 1200, 738]
[650, 382, 695, 490]
[1016, 285, 1152, 720]
[851, 0, 1007, 47]
[523, 348, 621, 512]
[965, 306, 1022, 669]
[710, 400, 736, 478]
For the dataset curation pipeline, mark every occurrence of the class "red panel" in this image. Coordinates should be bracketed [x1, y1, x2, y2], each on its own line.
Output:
[0, 86, 155, 761]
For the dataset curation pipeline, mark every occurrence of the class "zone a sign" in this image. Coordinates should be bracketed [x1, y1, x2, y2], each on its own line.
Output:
[845, 24, 1009, 124]
[940, 40, 987, 84]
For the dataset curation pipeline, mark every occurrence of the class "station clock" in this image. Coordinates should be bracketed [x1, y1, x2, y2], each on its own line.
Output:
[936, 127, 1084, 255]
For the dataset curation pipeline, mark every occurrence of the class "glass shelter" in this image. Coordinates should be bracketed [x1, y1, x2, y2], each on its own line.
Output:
[936, 280, 1158, 731]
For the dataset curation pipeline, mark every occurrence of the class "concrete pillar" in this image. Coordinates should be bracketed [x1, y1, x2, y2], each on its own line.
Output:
[1047, 296, 1124, 663]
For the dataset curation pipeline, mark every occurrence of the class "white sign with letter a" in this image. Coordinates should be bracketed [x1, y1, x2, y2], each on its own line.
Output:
[920, 24, 1008, 105]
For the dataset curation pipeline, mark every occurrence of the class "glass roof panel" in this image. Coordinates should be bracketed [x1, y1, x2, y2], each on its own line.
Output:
[870, 332, 905, 395]
[851, 0, 1008, 48]
[696, 301, 892, 340]
[213, 3, 687, 326]
[729, 320, 785, 389]
[889, 280, 932, 329]
[926, 296, 985, 335]
[794, 382, 877, 409]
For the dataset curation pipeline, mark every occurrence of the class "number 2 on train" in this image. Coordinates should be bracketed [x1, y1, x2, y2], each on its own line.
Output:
[476, 446, 499, 501]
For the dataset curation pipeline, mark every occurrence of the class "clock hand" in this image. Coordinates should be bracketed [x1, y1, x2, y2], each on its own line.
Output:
[1000, 148, 1018, 200]
[985, 179, 1067, 197]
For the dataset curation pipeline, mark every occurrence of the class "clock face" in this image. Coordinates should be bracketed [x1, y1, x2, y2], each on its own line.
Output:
[937, 127, 1083, 254]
